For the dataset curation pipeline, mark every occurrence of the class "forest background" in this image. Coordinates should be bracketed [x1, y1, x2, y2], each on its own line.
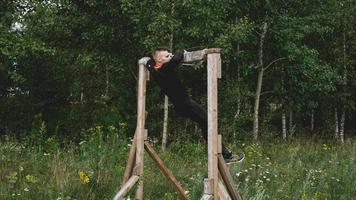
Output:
[0, 1, 355, 199]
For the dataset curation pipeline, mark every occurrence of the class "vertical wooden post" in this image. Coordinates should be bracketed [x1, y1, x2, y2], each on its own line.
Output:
[135, 58, 149, 200]
[207, 53, 221, 199]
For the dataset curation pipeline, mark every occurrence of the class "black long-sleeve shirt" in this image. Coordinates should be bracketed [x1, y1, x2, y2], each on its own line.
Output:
[145, 50, 188, 107]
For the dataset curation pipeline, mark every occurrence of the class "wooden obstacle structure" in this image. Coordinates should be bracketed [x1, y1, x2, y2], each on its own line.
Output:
[113, 48, 241, 200]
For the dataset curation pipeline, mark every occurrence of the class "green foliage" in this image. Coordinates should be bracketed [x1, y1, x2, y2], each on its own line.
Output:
[1, 135, 355, 199]
[0, 0, 355, 140]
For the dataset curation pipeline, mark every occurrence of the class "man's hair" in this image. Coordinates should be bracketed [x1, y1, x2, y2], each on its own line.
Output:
[152, 47, 170, 58]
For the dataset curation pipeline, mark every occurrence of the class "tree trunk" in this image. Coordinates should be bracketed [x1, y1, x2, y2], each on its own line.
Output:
[334, 107, 339, 140]
[282, 111, 287, 139]
[253, 22, 268, 140]
[339, 31, 347, 144]
[310, 109, 314, 131]
[162, 96, 169, 150]
[162, 2, 175, 150]
[105, 65, 109, 97]
[281, 71, 287, 140]
[289, 109, 293, 131]
[289, 108, 295, 137]
[340, 109, 345, 143]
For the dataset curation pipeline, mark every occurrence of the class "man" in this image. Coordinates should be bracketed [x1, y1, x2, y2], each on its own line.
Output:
[145, 47, 243, 163]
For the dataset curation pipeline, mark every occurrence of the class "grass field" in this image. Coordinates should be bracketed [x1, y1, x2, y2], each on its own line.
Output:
[1, 129, 355, 200]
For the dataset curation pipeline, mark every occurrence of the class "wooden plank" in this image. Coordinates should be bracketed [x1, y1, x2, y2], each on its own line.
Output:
[114, 175, 139, 200]
[135, 63, 147, 176]
[218, 155, 241, 200]
[133, 63, 148, 200]
[217, 135, 222, 154]
[203, 178, 213, 195]
[216, 54, 221, 79]
[121, 131, 137, 185]
[135, 182, 143, 200]
[183, 48, 222, 63]
[204, 48, 221, 54]
[201, 195, 214, 200]
[144, 142, 189, 200]
[218, 179, 231, 200]
[184, 50, 205, 63]
[207, 53, 220, 199]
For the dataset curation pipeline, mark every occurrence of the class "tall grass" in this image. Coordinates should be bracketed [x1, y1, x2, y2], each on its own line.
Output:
[1, 127, 355, 199]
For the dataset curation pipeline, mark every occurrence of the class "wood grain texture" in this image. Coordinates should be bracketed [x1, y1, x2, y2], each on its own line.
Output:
[113, 175, 139, 200]
[207, 53, 219, 199]
[218, 155, 241, 200]
[145, 142, 189, 200]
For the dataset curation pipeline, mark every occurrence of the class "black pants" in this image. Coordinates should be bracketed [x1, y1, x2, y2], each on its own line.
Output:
[174, 98, 232, 159]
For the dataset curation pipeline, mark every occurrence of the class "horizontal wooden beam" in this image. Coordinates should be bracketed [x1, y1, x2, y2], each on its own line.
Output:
[183, 48, 221, 63]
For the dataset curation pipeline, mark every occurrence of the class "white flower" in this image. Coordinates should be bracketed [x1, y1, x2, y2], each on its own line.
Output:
[24, 188, 29, 192]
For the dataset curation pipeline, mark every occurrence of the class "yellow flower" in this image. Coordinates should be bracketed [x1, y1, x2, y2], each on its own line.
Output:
[322, 144, 329, 150]
[25, 175, 38, 183]
[79, 170, 90, 184]
[47, 137, 54, 143]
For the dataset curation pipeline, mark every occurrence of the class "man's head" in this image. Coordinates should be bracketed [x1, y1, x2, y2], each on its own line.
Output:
[153, 47, 173, 65]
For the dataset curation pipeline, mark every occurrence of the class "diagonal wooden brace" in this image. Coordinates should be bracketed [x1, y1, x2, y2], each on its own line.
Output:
[144, 141, 189, 200]
[218, 155, 241, 200]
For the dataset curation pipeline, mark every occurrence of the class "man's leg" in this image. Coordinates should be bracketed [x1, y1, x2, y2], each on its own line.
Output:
[179, 98, 233, 159]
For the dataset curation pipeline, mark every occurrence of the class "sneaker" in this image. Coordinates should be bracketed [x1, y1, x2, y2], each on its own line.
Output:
[224, 152, 245, 164]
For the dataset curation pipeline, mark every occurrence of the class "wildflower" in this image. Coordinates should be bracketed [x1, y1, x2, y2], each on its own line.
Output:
[119, 122, 127, 129]
[24, 188, 29, 192]
[322, 144, 329, 150]
[47, 137, 54, 143]
[6, 172, 18, 184]
[108, 125, 117, 132]
[79, 170, 90, 184]
[25, 175, 38, 183]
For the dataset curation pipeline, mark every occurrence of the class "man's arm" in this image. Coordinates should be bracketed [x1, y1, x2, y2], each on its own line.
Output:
[166, 49, 185, 69]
